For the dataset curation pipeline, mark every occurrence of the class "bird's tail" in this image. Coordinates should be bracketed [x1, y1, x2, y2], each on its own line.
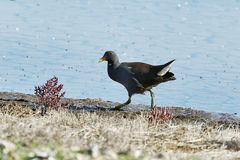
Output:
[163, 71, 176, 81]
[157, 59, 175, 76]
[156, 60, 176, 82]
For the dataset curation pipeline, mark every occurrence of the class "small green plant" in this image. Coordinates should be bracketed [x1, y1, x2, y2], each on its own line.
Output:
[34, 76, 66, 115]
[146, 107, 173, 124]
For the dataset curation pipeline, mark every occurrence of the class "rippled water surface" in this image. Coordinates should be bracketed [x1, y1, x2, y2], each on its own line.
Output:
[0, 0, 239, 114]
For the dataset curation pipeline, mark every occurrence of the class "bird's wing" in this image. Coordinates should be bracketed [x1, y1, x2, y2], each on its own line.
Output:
[122, 62, 152, 75]
[131, 77, 144, 88]
[115, 64, 145, 90]
[120, 62, 153, 88]
[121, 60, 175, 88]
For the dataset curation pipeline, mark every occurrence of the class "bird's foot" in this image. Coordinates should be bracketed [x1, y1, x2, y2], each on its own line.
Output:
[113, 105, 124, 110]
[150, 105, 157, 110]
[111, 97, 131, 111]
[109, 107, 124, 111]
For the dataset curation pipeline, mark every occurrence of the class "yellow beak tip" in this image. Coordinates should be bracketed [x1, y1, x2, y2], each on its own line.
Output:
[98, 58, 104, 63]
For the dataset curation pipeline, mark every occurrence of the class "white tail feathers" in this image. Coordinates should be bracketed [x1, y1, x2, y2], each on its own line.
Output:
[157, 60, 175, 76]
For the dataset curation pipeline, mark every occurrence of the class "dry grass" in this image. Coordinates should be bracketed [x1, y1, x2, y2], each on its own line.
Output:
[0, 105, 240, 160]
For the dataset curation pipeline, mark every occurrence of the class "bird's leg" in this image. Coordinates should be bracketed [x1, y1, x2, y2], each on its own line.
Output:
[149, 89, 155, 109]
[114, 96, 131, 110]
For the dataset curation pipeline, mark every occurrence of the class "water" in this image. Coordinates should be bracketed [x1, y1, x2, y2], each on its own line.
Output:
[0, 0, 239, 114]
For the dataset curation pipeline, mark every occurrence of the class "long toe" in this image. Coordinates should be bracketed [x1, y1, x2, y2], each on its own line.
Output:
[114, 104, 124, 110]
[111, 106, 124, 111]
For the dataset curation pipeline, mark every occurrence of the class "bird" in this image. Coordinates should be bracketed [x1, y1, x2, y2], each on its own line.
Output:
[99, 51, 176, 110]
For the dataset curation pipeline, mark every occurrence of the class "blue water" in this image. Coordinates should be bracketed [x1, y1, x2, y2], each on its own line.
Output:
[0, 0, 239, 114]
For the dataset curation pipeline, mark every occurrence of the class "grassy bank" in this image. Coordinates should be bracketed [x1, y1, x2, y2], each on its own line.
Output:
[0, 103, 240, 160]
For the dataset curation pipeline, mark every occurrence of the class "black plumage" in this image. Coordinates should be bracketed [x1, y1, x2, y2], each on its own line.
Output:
[99, 51, 176, 110]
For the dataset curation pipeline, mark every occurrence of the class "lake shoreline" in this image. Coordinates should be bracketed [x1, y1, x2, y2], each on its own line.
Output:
[0, 91, 239, 125]
[0, 91, 240, 159]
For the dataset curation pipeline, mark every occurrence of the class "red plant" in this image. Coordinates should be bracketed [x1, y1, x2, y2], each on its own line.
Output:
[34, 76, 65, 112]
[146, 107, 173, 124]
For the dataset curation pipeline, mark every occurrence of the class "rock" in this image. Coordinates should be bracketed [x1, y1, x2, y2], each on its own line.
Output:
[103, 149, 118, 160]
[0, 139, 16, 154]
[76, 154, 90, 160]
[33, 148, 53, 158]
[70, 146, 81, 152]
[91, 144, 100, 158]
[131, 149, 142, 159]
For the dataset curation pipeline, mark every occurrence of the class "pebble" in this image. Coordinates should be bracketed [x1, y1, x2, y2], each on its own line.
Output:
[91, 144, 100, 158]
[0, 139, 16, 154]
